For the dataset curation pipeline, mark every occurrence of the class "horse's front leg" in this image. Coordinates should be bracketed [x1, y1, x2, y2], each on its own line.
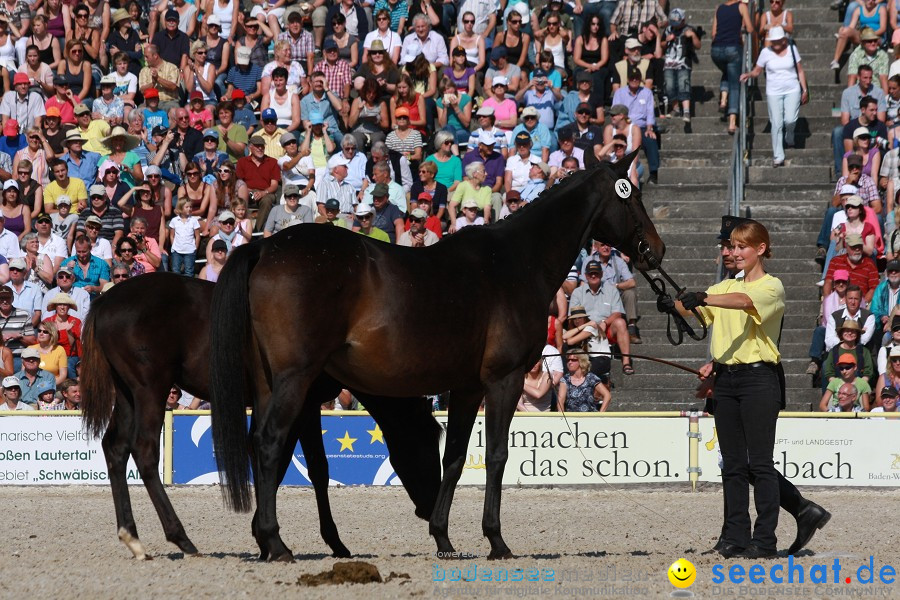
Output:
[482, 372, 526, 560]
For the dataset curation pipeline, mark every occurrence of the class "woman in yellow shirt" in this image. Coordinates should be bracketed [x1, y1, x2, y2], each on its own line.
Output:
[28, 320, 68, 385]
[679, 220, 785, 559]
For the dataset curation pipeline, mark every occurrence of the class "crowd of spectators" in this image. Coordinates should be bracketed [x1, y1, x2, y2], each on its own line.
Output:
[0, 0, 704, 411]
[800, 0, 900, 415]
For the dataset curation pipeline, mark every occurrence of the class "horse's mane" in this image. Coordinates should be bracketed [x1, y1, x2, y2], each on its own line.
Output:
[492, 162, 614, 229]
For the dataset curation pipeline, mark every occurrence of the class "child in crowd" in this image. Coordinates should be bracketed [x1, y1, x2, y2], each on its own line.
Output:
[111, 52, 138, 116]
[187, 91, 214, 131]
[93, 75, 125, 127]
[455, 199, 484, 230]
[231, 90, 256, 134]
[51, 195, 78, 251]
[141, 88, 168, 132]
[230, 197, 254, 244]
[168, 198, 201, 277]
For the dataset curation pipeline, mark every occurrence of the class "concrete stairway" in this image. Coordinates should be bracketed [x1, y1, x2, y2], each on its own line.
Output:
[610, 0, 832, 411]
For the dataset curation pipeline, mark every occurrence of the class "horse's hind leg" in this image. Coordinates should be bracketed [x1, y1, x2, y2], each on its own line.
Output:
[132, 393, 198, 556]
[297, 392, 351, 558]
[481, 373, 524, 560]
[253, 370, 313, 562]
[102, 400, 147, 560]
[430, 387, 484, 556]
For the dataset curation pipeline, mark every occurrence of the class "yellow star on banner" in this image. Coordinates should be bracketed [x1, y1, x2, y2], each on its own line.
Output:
[367, 424, 384, 444]
[336, 431, 357, 452]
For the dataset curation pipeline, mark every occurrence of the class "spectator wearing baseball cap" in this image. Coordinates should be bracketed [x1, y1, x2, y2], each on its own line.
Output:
[192, 129, 229, 179]
[225, 46, 263, 103]
[409, 160, 448, 231]
[263, 184, 314, 237]
[76, 183, 126, 246]
[823, 230, 881, 302]
[315, 197, 350, 228]
[461, 129, 507, 219]
[276, 132, 317, 207]
[256, 107, 290, 159]
[397, 208, 439, 247]
[353, 202, 390, 242]
[481, 74, 519, 135]
[467, 104, 510, 156]
[150, 7, 192, 67]
[505, 131, 534, 194]
[0, 73, 46, 131]
[0, 374, 33, 410]
[313, 36, 354, 101]
[509, 105, 554, 163]
[316, 152, 356, 218]
[484, 45, 522, 95]
[515, 71, 557, 131]
[405, 191, 443, 238]
[16, 346, 58, 406]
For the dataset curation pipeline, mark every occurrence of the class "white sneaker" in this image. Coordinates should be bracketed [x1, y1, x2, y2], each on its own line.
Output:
[830, 60, 841, 70]
[816, 279, 825, 287]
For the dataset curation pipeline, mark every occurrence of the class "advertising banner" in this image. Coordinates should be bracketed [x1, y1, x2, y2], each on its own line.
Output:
[171, 415, 690, 486]
[171, 414, 402, 486]
[0, 416, 158, 485]
[698, 417, 900, 486]
[456, 416, 688, 485]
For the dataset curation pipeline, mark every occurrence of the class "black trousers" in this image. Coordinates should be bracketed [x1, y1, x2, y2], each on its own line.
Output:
[721, 470, 804, 536]
[713, 366, 782, 550]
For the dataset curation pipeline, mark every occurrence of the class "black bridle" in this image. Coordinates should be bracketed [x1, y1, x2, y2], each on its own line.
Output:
[621, 190, 708, 346]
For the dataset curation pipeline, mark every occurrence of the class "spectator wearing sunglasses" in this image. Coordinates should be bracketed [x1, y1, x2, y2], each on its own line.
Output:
[820, 354, 870, 412]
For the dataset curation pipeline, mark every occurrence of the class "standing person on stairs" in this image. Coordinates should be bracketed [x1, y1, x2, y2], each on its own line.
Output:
[740, 27, 808, 168]
[710, 0, 754, 135]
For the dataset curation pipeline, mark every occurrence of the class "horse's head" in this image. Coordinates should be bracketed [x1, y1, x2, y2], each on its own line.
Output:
[370, 397, 442, 520]
[589, 152, 665, 272]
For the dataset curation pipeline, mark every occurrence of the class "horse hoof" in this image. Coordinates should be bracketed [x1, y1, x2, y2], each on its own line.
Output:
[270, 552, 295, 563]
[118, 527, 149, 560]
[331, 546, 352, 558]
[487, 549, 514, 560]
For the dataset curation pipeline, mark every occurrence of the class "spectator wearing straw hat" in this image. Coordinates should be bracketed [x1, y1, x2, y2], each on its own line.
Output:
[0, 72, 45, 130]
[509, 106, 553, 162]
[847, 28, 890, 91]
[823, 318, 874, 386]
[0, 375, 32, 410]
[825, 283, 875, 352]
[60, 126, 101, 185]
[41, 266, 89, 321]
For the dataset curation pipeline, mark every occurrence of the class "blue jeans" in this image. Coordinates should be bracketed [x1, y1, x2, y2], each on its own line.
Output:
[443, 125, 470, 145]
[171, 251, 196, 277]
[817, 205, 840, 248]
[832, 125, 845, 175]
[710, 45, 743, 115]
[767, 90, 801, 163]
[664, 68, 692, 103]
[808, 325, 826, 361]
[641, 126, 660, 173]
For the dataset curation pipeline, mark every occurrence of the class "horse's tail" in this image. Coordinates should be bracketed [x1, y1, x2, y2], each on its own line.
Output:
[209, 241, 262, 513]
[80, 304, 116, 439]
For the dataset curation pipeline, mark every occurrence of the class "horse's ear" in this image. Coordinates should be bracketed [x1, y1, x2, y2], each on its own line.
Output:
[584, 145, 600, 170]
[614, 149, 640, 177]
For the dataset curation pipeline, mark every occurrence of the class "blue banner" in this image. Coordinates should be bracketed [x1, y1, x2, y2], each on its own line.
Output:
[171, 414, 401, 486]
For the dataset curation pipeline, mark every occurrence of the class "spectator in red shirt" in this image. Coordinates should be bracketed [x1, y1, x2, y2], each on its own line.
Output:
[236, 135, 280, 232]
[824, 232, 881, 303]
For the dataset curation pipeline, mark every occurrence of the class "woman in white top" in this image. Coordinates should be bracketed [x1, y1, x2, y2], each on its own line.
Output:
[205, 0, 237, 40]
[741, 27, 807, 167]
[450, 11, 485, 72]
[757, 0, 793, 47]
[260, 65, 300, 132]
[362, 9, 402, 64]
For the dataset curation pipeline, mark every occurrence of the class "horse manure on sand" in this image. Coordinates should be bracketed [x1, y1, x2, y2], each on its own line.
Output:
[296, 562, 410, 586]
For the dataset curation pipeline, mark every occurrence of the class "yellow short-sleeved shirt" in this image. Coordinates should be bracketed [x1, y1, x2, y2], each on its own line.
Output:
[697, 273, 785, 365]
[29, 344, 67, 377]
[44, 178, 88, 213]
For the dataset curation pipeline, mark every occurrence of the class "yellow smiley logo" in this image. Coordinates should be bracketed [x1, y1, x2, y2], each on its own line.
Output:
[667, 558, 696, 588]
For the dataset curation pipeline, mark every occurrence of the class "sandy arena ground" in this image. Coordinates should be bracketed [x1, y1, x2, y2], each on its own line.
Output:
[3, 484, 900, 599]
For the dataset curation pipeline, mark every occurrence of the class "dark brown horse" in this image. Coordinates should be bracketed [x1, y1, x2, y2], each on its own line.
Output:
[209, 153, 665, 561]
[80, 273, 441, 560]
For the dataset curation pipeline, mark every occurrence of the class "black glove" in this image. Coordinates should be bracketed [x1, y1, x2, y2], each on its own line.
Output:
[656, 294, 676, 313]
[678, 291, 708, 311]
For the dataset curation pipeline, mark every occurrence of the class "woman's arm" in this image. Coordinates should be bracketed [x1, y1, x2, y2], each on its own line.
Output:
[457, 97, 472, 128]
[594, 382, 611, 412]
[287, 95, 301, 132]
[18, 209, 31, 241]
[81, 59, 91, 94]
[819, 389, 833, 412]
[474, 36, 486, 72]
[556, 381, 567, 412]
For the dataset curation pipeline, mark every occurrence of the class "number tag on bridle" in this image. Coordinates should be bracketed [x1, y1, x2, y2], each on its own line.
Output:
[614, 179, 632, 199]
